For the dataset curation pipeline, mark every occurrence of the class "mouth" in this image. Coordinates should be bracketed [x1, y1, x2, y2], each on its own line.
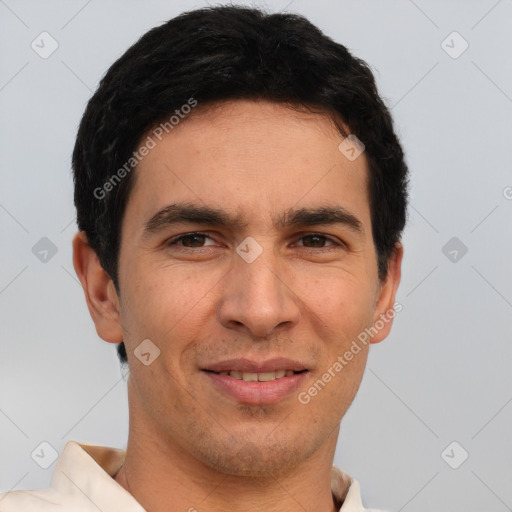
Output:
[201, 359, 309, 405]
[203, 369, 307, 382]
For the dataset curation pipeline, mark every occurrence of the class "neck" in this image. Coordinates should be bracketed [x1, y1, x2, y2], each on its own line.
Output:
[115, 448, 340, 512]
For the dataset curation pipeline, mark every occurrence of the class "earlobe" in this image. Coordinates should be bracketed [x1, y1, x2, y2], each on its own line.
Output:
[370, 243, 403, 344]
[72, 231, 124, 344]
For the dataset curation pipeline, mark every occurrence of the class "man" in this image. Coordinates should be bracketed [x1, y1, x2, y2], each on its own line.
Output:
[0, 5, 407, 511]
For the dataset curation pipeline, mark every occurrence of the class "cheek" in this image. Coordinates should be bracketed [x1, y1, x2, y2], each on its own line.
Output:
[119, 262, 221, 347]
[297, 350, 368, 431]
[297, 270, 375, 402]
[297, 270, 377, 333]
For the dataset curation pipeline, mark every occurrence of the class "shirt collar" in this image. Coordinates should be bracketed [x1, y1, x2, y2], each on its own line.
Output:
[52, 441, 366, 511]
[51, 441, 144, 511]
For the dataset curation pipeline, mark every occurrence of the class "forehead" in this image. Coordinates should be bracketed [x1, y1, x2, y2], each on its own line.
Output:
[125, 99, 371, 231]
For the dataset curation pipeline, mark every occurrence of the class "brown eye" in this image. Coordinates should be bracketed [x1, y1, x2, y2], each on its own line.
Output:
[298, 234, 337, 248]
[182, 234, 206, 247]
[169, 232, 215, 248]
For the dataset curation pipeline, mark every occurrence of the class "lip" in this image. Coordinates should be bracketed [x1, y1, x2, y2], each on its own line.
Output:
[203, 369, 309, 405]
[202, 357, 308, 373]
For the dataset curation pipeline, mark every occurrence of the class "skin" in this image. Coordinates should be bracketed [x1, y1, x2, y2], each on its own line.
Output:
[73, 99, 402, 512]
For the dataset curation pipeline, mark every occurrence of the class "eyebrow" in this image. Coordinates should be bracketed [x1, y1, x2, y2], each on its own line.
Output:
[143, 202, 364, 236]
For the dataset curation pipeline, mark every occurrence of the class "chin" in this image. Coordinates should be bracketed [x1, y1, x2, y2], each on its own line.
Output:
[194, 431, 321, 478]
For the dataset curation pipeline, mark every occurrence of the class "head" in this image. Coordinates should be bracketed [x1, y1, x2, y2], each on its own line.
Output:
[72, 5, 407, 477]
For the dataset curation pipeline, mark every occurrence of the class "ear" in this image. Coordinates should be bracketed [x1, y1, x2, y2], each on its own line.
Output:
[72, 231, 123, 344]
[370, 243, 403, 344]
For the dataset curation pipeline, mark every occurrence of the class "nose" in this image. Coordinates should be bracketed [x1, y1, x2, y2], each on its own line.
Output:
[217, 246, 301, 339]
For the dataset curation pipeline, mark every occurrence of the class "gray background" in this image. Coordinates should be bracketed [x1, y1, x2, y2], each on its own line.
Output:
[1, 0, 511, 510]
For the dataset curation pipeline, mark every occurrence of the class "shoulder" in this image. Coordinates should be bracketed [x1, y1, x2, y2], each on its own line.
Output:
[0, 487, 68, 511]
[0, 440, 132, 512]
[331, 465, 390, 512]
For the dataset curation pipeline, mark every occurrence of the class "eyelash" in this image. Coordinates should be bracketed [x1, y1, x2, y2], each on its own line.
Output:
[167, 232, 344, 252]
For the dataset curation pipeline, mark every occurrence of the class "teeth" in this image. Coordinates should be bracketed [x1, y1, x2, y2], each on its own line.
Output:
[217, 370, 300, 381]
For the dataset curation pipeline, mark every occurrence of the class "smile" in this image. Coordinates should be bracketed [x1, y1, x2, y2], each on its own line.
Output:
[202, 369, 309, 405]
[205, 369, 306, 382]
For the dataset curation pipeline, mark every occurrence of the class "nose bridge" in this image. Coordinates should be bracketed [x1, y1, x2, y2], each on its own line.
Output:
[218, 238, 300, 337]
[239, 243, 282, 300]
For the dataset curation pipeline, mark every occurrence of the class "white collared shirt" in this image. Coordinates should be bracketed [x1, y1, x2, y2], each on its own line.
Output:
[0, 441, 385, 511]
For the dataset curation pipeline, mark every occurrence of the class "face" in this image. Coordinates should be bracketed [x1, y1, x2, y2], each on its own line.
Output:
[91, 100, 401, 477]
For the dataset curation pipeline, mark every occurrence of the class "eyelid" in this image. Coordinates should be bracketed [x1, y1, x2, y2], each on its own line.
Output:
[167, 231, 345, 250]
[168, 231, 216, 246]
[294, 232, 343, 247]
